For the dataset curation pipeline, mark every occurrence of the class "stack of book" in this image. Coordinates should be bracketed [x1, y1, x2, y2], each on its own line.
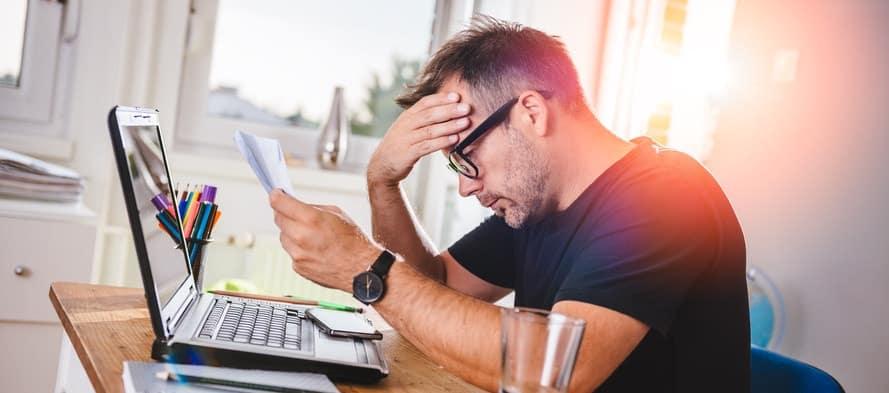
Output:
[0, 148, 84, 202]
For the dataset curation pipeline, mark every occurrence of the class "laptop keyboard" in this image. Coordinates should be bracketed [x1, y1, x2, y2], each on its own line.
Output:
[198, 299, 303, 350]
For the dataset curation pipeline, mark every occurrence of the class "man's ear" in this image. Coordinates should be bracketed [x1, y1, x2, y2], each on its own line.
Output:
[516, 90, 549, 137]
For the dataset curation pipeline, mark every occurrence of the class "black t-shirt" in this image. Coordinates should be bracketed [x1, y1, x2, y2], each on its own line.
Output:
[449, 137, 750, 392]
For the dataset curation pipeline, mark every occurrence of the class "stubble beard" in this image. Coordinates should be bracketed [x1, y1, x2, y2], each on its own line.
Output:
[500, 126, 549, 229]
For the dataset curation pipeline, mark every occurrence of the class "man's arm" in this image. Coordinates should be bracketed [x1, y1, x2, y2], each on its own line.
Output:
[365, 92, 512, 301]
[367, 180, 443, 279]
[375, 261, 649, 392]
[269, 190, 648, 392]
[365, 92, 470, 281]
[367, 184, 511, 301]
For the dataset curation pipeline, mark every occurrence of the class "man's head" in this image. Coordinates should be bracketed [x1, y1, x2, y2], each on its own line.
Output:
[396, 15, 586, 116]
[396, 16, 589, 228]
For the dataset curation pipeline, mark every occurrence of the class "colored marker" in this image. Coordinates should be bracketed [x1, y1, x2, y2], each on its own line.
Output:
[189, 202, 214, 262]
[182, 189, 201, 238]
[155, 211, 181, 243]
[211, 210, 222, 229]
[200, 185, 217, 203]
[151, 193, 170, 212]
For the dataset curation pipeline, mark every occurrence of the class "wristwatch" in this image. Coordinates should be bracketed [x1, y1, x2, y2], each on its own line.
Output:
[352, 250, 396, 305]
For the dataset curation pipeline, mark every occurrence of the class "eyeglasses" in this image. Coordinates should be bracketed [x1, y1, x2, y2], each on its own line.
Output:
[447, 97, 519, 179]
[447, 91, 553, 179]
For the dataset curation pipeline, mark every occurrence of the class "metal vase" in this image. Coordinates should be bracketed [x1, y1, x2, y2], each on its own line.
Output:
[317, 86, 350, 169]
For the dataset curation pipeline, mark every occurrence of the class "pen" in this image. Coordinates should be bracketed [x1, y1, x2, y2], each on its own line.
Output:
[157, 222, 172, 237]
[210, 210, 222, 229]
[155, 370, 311, 393]
[204, 204, 219, 238]
[187, 203, 205, 259]
[190, 203, 209, 239]
[151, 193, 171, 213]
[188, 202, 214, 261]
[200, 184, 217, 203]
[208, 290, 363, 313]
[285, 295, 364, 313]
[155, 211, 181, 243]
[182, 189, 201, 238]
[177, 185, 189, 217]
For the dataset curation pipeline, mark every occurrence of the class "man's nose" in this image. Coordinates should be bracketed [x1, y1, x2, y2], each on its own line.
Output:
[457, 175, 482, 198]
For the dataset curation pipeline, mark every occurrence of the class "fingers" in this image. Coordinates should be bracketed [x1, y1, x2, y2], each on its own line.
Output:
[274, 211, 305, 242]
[406, 91, 470, 129]
[280, 233, 303, 260]
[369, 91, 469, 185]
[407, 92, 460, 114]
[413, 102, 471, 129]
[269, 189, 316, 222]
[413, 134, 461, 156]
[271, 192, 353, 243]
[411, 117, 470, 144]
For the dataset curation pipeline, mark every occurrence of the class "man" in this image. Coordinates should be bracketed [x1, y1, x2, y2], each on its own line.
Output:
[270, 16, 750, 392]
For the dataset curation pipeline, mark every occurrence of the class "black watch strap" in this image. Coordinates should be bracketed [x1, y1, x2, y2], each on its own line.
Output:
[369, 250, 396, 278]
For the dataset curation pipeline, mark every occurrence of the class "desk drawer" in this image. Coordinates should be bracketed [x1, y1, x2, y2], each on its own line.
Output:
[0, 216, 95, 322]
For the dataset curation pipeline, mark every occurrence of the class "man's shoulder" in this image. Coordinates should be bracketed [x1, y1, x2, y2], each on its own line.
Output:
[598, 139, 728, 217]
[623, 137, 714, 186]
[562, 142, 732, 256]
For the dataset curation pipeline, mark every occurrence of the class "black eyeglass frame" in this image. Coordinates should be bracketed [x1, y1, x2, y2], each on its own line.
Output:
[447, 91, 552, 179]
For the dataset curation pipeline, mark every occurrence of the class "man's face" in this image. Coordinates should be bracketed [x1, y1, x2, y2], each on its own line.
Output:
[438, 78, 549, 229]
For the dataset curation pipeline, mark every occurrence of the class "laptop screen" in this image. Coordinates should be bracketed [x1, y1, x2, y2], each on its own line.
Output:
[118, 122, 191, 307]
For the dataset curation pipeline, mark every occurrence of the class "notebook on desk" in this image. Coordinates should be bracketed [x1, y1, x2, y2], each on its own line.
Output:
[107, 106, 388, 382]
[123, 361, 340, 393]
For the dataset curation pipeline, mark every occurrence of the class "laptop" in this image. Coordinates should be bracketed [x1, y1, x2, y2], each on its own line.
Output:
[107, 106, 388, 382]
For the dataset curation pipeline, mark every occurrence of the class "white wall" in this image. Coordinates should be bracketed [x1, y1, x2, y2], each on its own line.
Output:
[706, 1, 889, 391]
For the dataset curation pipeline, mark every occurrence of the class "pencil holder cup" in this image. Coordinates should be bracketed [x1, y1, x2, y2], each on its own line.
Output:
[187, 237, 214, 290]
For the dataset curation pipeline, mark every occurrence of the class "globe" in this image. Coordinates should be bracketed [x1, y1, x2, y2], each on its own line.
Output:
[747, 266, 786, 349]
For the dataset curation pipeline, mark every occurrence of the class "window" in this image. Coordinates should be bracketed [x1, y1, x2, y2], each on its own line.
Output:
[0, 0, 27, 88]
[0, 0, 75, 159]
[177, 0, 438, 157]
[596, 0, 736, 160]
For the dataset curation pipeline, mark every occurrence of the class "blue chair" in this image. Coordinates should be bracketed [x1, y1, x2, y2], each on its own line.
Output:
[751, 346, 844, 393]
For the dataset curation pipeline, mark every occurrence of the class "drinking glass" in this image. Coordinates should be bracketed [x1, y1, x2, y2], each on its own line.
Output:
[500, 307, 586, 393]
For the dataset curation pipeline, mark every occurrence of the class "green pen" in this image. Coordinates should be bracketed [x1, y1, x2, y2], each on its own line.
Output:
[283, 295, 364, 313]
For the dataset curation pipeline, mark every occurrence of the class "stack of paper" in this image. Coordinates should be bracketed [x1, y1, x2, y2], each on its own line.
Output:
[233, 130, 296, 195]
[0, 148, 84, 202]
[123, 361, 341, 393]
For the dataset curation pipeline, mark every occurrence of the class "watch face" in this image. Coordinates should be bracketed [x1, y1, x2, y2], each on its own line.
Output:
[353, 271, 385, 304]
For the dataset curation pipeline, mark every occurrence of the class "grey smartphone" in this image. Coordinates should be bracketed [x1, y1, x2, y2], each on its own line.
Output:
[305, 308, 383, 340]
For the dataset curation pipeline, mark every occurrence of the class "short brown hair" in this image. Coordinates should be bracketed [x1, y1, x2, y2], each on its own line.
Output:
[396, 15, 587, 114]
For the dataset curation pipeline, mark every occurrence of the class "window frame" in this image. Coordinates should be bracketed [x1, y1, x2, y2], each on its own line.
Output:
[174, 0, 445, 156]
[0, 0, 77, 159]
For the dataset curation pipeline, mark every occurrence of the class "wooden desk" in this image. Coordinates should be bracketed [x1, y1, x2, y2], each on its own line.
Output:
[50, 282, 484, 393]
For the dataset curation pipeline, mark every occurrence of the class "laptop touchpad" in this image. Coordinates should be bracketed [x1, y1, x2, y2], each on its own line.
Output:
[313, 329, 359, 363]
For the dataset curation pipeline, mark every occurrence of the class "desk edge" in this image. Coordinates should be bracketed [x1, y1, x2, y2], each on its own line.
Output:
[49, 282, 109, 393]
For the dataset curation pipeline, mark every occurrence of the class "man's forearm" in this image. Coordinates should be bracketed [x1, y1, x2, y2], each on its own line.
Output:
[368, 181, 444, 281]
[373, 262, 502, 392]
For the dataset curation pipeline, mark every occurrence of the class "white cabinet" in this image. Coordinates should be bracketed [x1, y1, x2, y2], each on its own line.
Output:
[0, 200, 96, 393]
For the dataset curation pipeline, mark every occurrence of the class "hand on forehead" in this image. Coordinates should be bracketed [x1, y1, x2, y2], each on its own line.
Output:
[435, 77, 487, 154]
